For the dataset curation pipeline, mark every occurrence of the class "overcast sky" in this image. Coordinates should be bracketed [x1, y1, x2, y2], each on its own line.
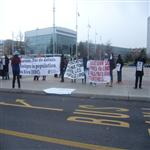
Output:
[0, 0, 149, 48]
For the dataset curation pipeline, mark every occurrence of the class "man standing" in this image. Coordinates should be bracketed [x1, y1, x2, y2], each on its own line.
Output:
[3, 55, 10, 80]
[134, 54, 146, 89]
[116, 54, 124, 83]
[60, 54, 66, 82]
[11, 51, 21, 88]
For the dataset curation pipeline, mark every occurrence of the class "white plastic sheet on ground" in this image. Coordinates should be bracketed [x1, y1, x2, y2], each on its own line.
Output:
[44, 88, 75, 94]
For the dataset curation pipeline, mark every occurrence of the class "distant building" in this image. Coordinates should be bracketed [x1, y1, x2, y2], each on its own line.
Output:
[25, 27, 77, 55]
[81, 42, 130, 59]
[147, 16, 150, 57]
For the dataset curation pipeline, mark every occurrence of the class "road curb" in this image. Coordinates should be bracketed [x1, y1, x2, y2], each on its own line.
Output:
[0, 88, 150, 103]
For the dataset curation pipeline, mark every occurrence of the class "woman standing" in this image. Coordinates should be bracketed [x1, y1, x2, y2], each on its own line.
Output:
[11, 51, 21, 88]
[116, 54, 124, 83]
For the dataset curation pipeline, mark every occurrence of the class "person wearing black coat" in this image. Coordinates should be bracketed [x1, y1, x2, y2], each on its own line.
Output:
[60, 54, 67, 82]
[11, 51, 21, 88]
[134, 55, 146, 89]
[116, 54, 124, 83]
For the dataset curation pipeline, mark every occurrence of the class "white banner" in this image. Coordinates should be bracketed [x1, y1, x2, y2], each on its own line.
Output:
[136, 61, 143, 71]
[20, 57, 60, 75]
[64, 59, 84, 79]
[88, 60, 110, 83]
[116, 63, 121, 71]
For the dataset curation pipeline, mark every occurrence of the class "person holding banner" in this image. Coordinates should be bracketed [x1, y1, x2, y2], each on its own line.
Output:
[108, 53, 116, 87]
[116, 54, 124, 83]
[134, 54, 146, 89]
[11, 51, 21, 88]
[60, 54, 67, 82]
[82, 56, 87, 84]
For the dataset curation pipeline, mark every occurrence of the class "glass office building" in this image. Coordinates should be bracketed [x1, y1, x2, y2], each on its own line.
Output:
[25, 27, 76, 55]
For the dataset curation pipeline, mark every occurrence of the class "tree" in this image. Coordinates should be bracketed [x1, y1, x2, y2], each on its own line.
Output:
[105, 41, 112, 55]
[78, 42, 87, 58]
[4, 40, 13, 55]
[15, 31, 25, 54]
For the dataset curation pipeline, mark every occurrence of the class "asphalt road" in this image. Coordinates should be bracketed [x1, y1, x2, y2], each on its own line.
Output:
[0, 92, 150, 150]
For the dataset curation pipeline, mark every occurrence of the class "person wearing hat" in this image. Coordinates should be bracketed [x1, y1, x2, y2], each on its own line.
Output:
[11, 51, 21, 88]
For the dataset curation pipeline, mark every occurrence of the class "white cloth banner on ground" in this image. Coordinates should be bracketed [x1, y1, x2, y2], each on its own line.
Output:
[20, 57, 60, 75]
[64, 59, 84, 79]
[88, 60, 110, 83]
[44, 88, 75, 94]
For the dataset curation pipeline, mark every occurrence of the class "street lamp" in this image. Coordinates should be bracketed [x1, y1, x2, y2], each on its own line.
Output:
[95, 30, 98, 53]
[12, 32, 14, 54]
[87, 24, 91, 59]
[53, 0, 55, 55]
[75, 0, 79, 58]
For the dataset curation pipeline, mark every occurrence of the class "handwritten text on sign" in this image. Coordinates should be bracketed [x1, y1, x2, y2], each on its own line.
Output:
[64, 59, 84, 79]
[88, 60, 110, 83]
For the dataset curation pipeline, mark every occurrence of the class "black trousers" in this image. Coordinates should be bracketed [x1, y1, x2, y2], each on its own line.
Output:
[60, 69, 64, 82]
[12, 74, 20, 88]
[34, 76, 39, 80]
[135, 75, 143, 88]
[110, 69, 113, 83]
[117, 70, 122, 82]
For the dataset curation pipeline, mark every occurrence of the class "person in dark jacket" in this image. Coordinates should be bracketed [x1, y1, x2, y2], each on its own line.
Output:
[11, 51, 21, 88]
[116, 54, 124, 83]
[3, 55, 10, 80]
[60, 54, 67, 82]
[134, 55, 146, 89]
[82, 56, 87, 84]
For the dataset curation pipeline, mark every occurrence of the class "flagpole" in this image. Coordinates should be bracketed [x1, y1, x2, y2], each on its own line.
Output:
[95, 30, 97, 53]
[53, 0, 56, 55]
[87, 23, 90, 59]
[75, 0, 78, 58]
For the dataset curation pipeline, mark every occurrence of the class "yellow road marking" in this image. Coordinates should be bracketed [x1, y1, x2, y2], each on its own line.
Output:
[67, 116, 129, 128]
[16, 99, 32, 107]
[79, 105, 129, 112]
[74, 109, 129, 118]
[0, 102, 63, 112]
[0, 129, 125, 150]
[148, 129, 150, 136]
[143, 112, 150, 117]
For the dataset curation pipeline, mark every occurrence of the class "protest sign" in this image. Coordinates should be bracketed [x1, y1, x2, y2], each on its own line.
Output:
[20, 57, 60, 75]
[64, 59, 84, 79]
[136, 61, 143, 71]
[88, 60, 110, 83]
[116, 63, 121, 71]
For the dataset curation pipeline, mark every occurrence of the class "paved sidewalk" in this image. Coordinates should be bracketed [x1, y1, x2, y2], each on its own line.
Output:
[0, 67, 150, 101]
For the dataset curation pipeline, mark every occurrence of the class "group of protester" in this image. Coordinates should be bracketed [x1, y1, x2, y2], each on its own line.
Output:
[0, 51, 146, 90]
[108, 52, 146, 89]
[59, 52, 146, 89]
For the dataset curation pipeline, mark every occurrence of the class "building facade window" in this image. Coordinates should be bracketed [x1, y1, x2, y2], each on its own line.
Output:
[25, 27, 76, 55]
